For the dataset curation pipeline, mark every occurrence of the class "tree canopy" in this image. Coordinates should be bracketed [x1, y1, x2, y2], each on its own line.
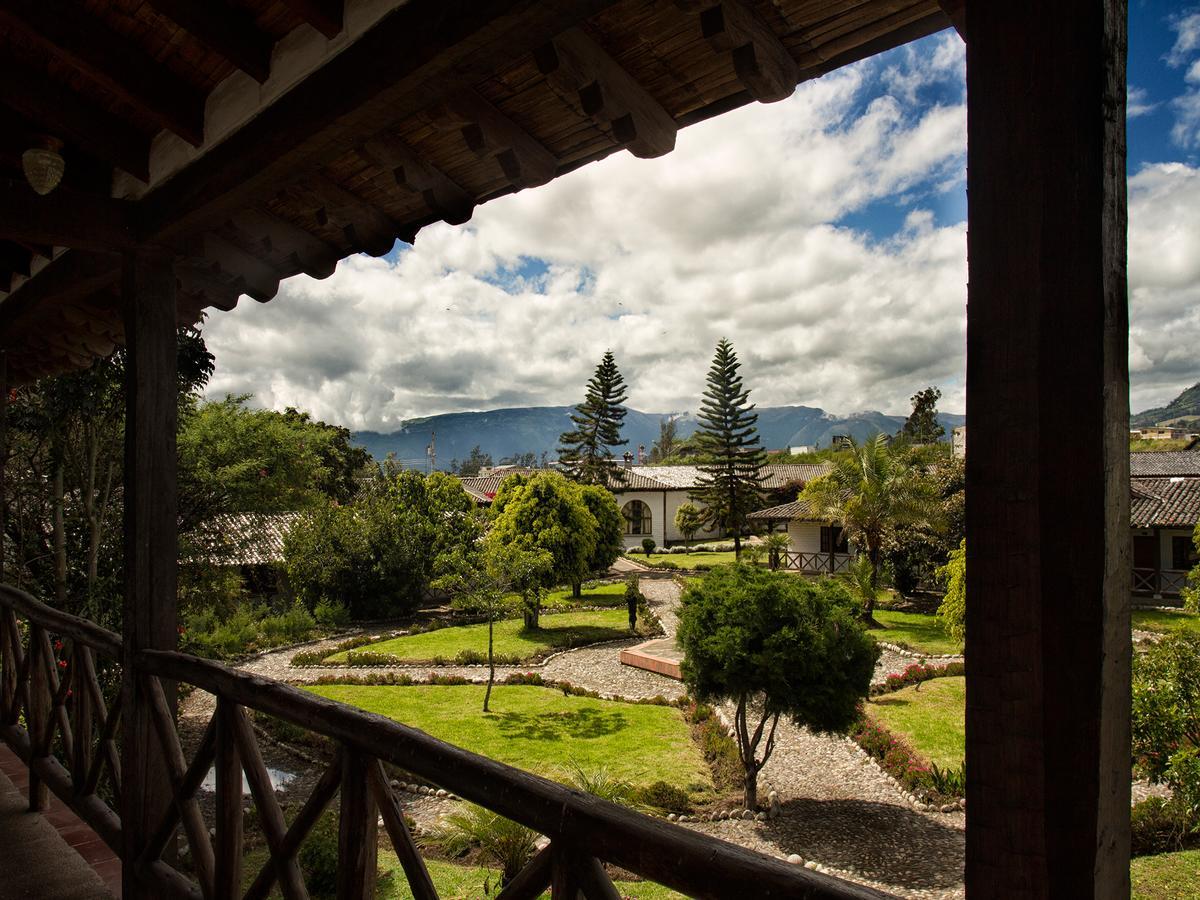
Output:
[691, 339, 765, 557]
[558, 351, 629, 485]
[677, 566, 878, 807]
[900, 386, 945, 444]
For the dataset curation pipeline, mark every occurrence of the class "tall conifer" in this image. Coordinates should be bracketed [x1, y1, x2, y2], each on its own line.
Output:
[558, 351, 629, 485]
[692, 339, 765, 557]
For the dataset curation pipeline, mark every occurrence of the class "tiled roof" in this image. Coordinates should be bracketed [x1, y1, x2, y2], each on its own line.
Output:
[609, 464, 832, 491]
[1131, 477, 1200, 528]
[1130, 451, 1200, 477]
[746, 500, 822, 521]
[189, 512, 302, 566]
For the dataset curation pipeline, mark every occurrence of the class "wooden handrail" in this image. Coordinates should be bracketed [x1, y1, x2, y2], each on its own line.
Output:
[0, 584, 122, 656]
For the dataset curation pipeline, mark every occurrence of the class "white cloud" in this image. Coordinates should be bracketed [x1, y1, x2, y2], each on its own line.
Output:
[1127, 86, 1158, 118]
[201, 34, 971, 431]
[1168, 11, 1200, 148]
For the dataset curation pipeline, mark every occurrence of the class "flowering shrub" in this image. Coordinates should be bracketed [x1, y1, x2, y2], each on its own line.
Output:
[850, 715, 964, 800]
[874, 661, 965, 696]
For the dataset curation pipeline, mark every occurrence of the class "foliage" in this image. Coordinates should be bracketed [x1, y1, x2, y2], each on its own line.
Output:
[885, 455, 964, 595]
[843, 553, 883, 611]
[489, 472, 599, 627]
[1132, 631, 1200, 821]
[1183, 523, 1200, 614]
[876, 662, 966, 695]
[677, 566, 878, 807]
[1130, 797, 1200, 857]
[632, 780, 693, 814]
[691, 339, 765, 558]
[648, 415, 680, 463]
[642, 537, 657, 555]
[762, 532, 790, 569]
[625, 574, 644, 630]
[900, 386, 946, 444]
[313, 599, 351, 628]
[565, 761, 634, 806]
[674, 503, 703, 546]
[866, 676, 965, 771]
[683, 701, 743, 791]
[557, 350, 629, 486]
[424, 805, 539, 886]
[936, 540, 967, 648]
[298, 811, 340, 898]
[578, 485, 625, 586]
[179, 601, 319, 660]
[801, 434, 940, 620]
[851, 718, 939, 798]
[285, 471, 484, 619]
[450, 445, 494, 477]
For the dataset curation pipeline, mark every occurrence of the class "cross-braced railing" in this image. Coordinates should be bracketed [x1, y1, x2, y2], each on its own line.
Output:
[1, 583, 889, 899]
[777, 551, 855, 575]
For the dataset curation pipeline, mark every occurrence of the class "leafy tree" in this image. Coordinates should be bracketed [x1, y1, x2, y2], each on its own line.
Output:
[691, 339, 765, 558]
[763, 531, 791, 569]
[578, 484, 624, 596]
[936, 540, 966, 648]
[557, 351, 629, 485]
[800, 434, 940, 622]
[674, 503, 703, 548]
[489, 472, 598, 627]
[451, 445, 494, 477]
[279, 407, 369, 503]
[649, 416, 679, 463]
[1183, 523, 1200, 614]
[1132, 631, 1200, 819]
[900, 386, 945, 444]
[884, 454, 964, 594]
[624, 573, 643, 631]
[677, 566, 878, 808]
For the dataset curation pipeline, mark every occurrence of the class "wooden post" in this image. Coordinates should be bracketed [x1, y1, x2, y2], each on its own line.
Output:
[213, 699, 244, 898]
[964, 2, 1130, 896]
[27, 623, 48, 810]
[120, 249, 179, 897]
[338, 749, 378, 900]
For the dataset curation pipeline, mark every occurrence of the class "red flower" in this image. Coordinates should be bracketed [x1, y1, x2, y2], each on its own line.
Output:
[177, 625, 187, 635]
[57, 659, 67, 669]
[53, 639, 63, 652]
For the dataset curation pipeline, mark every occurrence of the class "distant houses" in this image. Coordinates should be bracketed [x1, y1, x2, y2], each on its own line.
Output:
[1130, 451, 1200, 600]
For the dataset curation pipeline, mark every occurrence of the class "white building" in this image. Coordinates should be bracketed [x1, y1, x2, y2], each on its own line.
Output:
[746, 500, 855, 574]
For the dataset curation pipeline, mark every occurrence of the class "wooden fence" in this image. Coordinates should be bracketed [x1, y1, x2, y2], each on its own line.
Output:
[0, 583, 888, 899]
[774, 551, 855, 575]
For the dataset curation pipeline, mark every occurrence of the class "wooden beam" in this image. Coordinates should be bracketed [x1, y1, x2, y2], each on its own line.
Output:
[281, 0, 344, 39]
[120, 248, 179, 900]
[0, 178, 138, 253]
[175, 260, 241, 312]
[0, 252, 119, 339]
[964, 1, 1129, 896]
[0, 0, 205, 146]
[138, 0, 620, 241]
[226, 208, 341, 279]
[534, 28, 677, 158]
[145, 0, 275, 83]
[937, 0, 966, 40]
[0, 244, 31, 280]
[308, 175, 401, 257]
[0, 65, 151, 181]
[430, 90, 558, 189]
[360, 137, 475, 226]
[694, 1, 799, 103]
[192, 233, 281, 302]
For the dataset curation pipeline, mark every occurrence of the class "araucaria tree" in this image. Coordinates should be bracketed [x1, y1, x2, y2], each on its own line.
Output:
[558, 351, 629, 485]
[692, 339, 765, 558]
[801, 434, 939, 622]
[678, 566, 878, 809]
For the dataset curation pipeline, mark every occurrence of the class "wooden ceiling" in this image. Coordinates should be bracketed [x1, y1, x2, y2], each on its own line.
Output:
[0, 0, 952, 383]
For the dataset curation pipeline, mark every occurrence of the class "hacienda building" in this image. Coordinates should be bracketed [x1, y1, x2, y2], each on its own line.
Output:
[1130, 451, 1200, 600]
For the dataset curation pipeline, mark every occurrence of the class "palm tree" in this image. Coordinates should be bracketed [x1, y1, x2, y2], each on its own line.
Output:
[801, 434, 939, 623]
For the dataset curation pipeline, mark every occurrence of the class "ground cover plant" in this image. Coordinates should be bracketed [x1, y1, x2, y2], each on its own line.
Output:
[635, 551, 742, 568]
[305, 683, 714, 802]
[1130, 848, 1200, 898]
[866, 676, 966, 770]
[321, 608, 642, 665]
[180, 601, 334, 660]
[872, 609, 961, 656]
[1133, 608, 1200, 636]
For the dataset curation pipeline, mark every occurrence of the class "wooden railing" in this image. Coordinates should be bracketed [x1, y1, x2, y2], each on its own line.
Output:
[1132, 568, 1189, 596]
[777, 551, 855, 575]
[0, 583, 889, 899]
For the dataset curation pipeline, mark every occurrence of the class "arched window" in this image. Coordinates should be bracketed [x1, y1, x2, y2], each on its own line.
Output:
[622, 500, 652, 536]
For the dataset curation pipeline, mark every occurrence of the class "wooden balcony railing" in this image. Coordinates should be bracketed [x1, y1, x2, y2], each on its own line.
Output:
[775, 551, 855, 575]
[0, 583, 889, 899]
[1132, 567, 1189, 596]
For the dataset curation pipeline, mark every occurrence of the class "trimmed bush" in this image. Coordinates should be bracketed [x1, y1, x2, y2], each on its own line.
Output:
[642, 538, 657, 555]
[633, 780, 692, 814]
[1131, 796, 1200, 857]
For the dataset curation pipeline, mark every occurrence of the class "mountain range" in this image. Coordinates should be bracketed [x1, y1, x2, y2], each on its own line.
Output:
[353, 405, 967, 469]
[1131, 382, 1200, 429]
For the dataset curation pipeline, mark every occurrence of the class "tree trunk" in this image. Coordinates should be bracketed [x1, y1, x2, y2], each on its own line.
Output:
[572, 580, 582, 599]
[742, 764, 758, 811]
[864, 543, 881, 625]
[483, 619, 494, 712]
[523, 601, 539, 630]
[52, 455, 66, 608]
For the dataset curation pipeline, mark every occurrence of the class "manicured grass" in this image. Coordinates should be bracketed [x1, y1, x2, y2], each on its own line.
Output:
[1133, 608, 1200, 635]
[867, 676, 966, 769]
[378, 855, 685, 899]
[324, 609, 635, 664]
[636, 551, 741, 567]
[541, 581, 627, 610]
[872, 609, 961, 656]
[306, 684, 713, 798]
[1132, 849, 1200, 899]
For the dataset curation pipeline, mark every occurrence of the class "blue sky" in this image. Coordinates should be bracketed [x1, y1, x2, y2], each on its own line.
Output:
[205, 14, 1200, 431]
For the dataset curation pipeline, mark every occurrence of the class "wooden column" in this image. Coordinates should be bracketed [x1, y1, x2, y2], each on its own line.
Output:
[338, 749, 378, 900]
[120, 249, 179, 897]
[964, 2, 1130, 897]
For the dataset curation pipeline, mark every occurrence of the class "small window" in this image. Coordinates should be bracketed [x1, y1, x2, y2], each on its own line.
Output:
[622, 500, 652, 536]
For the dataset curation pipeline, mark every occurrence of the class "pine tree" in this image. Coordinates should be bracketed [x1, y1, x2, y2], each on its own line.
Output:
[692, 339, 765, 557]
[557, 351, 629, 485]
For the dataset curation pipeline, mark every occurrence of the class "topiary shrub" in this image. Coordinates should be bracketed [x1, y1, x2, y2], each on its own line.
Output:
[642, 537, 656, 555]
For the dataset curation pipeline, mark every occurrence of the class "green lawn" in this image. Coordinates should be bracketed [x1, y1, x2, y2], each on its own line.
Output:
[1132, 849, 1200, 899]
[306, 684, 713, 798]
[541, 581, 627, 610]
[323, 609, 635, 664]
[872, 610, 961, 656]
[635, 551, 741, 567]
[867, 676, 966, 769]
[1132, 608, 1200, 635]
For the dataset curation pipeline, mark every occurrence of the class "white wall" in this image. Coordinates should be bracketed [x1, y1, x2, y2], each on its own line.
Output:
[787, 521, 823, 553]
[616, 489, 720, 548]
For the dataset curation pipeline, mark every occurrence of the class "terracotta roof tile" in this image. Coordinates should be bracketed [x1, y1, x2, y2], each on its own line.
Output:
[1130, 452, 1200, 477]
[1131, 477, 1200, 528]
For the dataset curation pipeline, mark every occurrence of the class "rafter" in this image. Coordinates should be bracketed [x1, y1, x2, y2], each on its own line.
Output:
[937, 0, 965, 40]
[226, 209, 340, 279]
[0, 0, 205, 146]
[535, 28, 676, 158]
[308, 175, 401, 256]
[0, 178, 138, 253]
[190, 234, 281, 302]
[430, 90, 558, 189]
[0, 65, 152, 182]
[146, 0, 275, 84]
[360, 136, 475, 226]
[281, 0, 344, 39]
[687, 0, 799, 103]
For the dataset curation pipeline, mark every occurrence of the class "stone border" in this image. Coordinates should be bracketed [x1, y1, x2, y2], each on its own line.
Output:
[876, 640, 962, 661]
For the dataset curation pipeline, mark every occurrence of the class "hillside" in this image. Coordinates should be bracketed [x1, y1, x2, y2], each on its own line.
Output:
[1132, 382, 1200, 429]
[353, 405, 965, 469]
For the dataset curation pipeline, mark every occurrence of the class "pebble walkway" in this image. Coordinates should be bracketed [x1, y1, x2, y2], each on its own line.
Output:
[235, 576, 968, 898]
